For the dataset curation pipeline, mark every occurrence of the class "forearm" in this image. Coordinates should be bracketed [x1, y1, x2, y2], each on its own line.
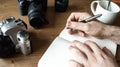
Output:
[103, 25, 120, 44]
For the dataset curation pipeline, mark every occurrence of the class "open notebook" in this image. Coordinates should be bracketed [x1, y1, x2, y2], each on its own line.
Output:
[38, 27, 117, 67]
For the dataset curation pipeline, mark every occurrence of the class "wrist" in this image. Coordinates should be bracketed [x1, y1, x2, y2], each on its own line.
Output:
[101, 24, 113, 38]
[102, 24, 120, 39]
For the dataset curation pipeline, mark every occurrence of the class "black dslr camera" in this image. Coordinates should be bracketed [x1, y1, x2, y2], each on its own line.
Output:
[18, 0, 69, 28]
[18, 0, 48, 29]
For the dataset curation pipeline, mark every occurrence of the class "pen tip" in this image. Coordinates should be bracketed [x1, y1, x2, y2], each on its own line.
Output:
[98, 14, 102, 16]
[66, 27, 70, 29]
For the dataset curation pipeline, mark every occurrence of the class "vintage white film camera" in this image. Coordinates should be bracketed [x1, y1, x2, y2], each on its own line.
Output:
[0, 17, 31, 58]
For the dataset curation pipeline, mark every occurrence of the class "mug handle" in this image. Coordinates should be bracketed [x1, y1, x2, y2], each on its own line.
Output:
[90, 1, 99, 15]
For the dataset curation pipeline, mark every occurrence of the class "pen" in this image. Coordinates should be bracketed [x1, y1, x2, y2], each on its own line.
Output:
[67, 14, 102, 29]
[79, 14, 102, 23]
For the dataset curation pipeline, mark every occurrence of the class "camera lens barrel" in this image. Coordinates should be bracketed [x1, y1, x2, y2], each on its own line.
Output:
[18, 0, 30, 15]
[55, 0, 69, 12]
[28, 1, 48, 28]
[28, 13, 48, 28]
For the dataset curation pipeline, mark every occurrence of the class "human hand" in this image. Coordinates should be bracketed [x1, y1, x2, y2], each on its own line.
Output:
[66, 12, 108, 38]
[69, 40, 119, 67]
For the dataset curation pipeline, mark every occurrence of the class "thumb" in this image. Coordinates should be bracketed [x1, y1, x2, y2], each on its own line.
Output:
[67, 22, 88, 32]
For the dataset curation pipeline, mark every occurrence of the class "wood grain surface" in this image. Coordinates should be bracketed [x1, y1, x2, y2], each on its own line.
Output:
[0, 0, 120, 67]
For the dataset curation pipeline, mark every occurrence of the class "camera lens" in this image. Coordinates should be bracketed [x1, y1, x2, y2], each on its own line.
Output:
[18, 0, 30, 15]
[28, 1, 48, 28]
[55, 0, 69, 12]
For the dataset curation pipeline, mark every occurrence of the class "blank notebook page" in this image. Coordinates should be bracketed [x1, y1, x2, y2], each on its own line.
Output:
[38, 28, 117, 67]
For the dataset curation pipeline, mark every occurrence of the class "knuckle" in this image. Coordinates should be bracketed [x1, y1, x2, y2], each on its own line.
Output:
[85, 40, 100, 49]
[72, 40, 80, 46]
[71, 12, 76, 15]
[78, 42, 89, 50]
[73, 40, 79, 43]
[82, 45, 89, 50]
[74, 49, 81, 55]
[85, 40, 92, 44]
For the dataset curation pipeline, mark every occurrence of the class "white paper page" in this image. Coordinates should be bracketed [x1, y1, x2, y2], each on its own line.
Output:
[59, 28, 117, 55]
[38, 28, 117, 67]
[38, 37, 75, 67]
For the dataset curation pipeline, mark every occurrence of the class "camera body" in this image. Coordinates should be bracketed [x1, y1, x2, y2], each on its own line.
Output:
[18, 0, 48, 29]
[18, 0, 69, 28]
[0, 17, 31, 58]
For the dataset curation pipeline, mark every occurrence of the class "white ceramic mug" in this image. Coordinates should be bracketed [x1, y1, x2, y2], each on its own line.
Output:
[90, 1, 120, 24]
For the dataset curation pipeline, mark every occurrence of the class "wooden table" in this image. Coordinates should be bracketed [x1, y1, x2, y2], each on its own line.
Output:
[0, 0, 120, 67]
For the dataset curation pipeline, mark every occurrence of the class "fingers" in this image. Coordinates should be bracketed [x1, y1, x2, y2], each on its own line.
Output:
[73, 40, 93, 55]
[69, 60, 84, 67]
[78, 31, 86, 37]
[66, 13, 80, 28]
[66, 12, 91, 27]
[66, 12, 92, 36]
[70, 40, 106, 63]
[68, 29, 78, 34]
[67, 21, 86, 36]
[71, 40, 93, 59]
[67, 22, 88, 32]
[68, 28, 86, 37]
[85, 40, 103, 55]
[103, 47, 114, 58]
[69, 46, 87, 63]
[67, 12, 91, 23]
[85, 40, 106, 61]
[67, 12, 82, 23]
[69, 40, 119, 67]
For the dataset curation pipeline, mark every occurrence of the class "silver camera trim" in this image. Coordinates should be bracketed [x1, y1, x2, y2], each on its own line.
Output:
[0, 17, 31, 55]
